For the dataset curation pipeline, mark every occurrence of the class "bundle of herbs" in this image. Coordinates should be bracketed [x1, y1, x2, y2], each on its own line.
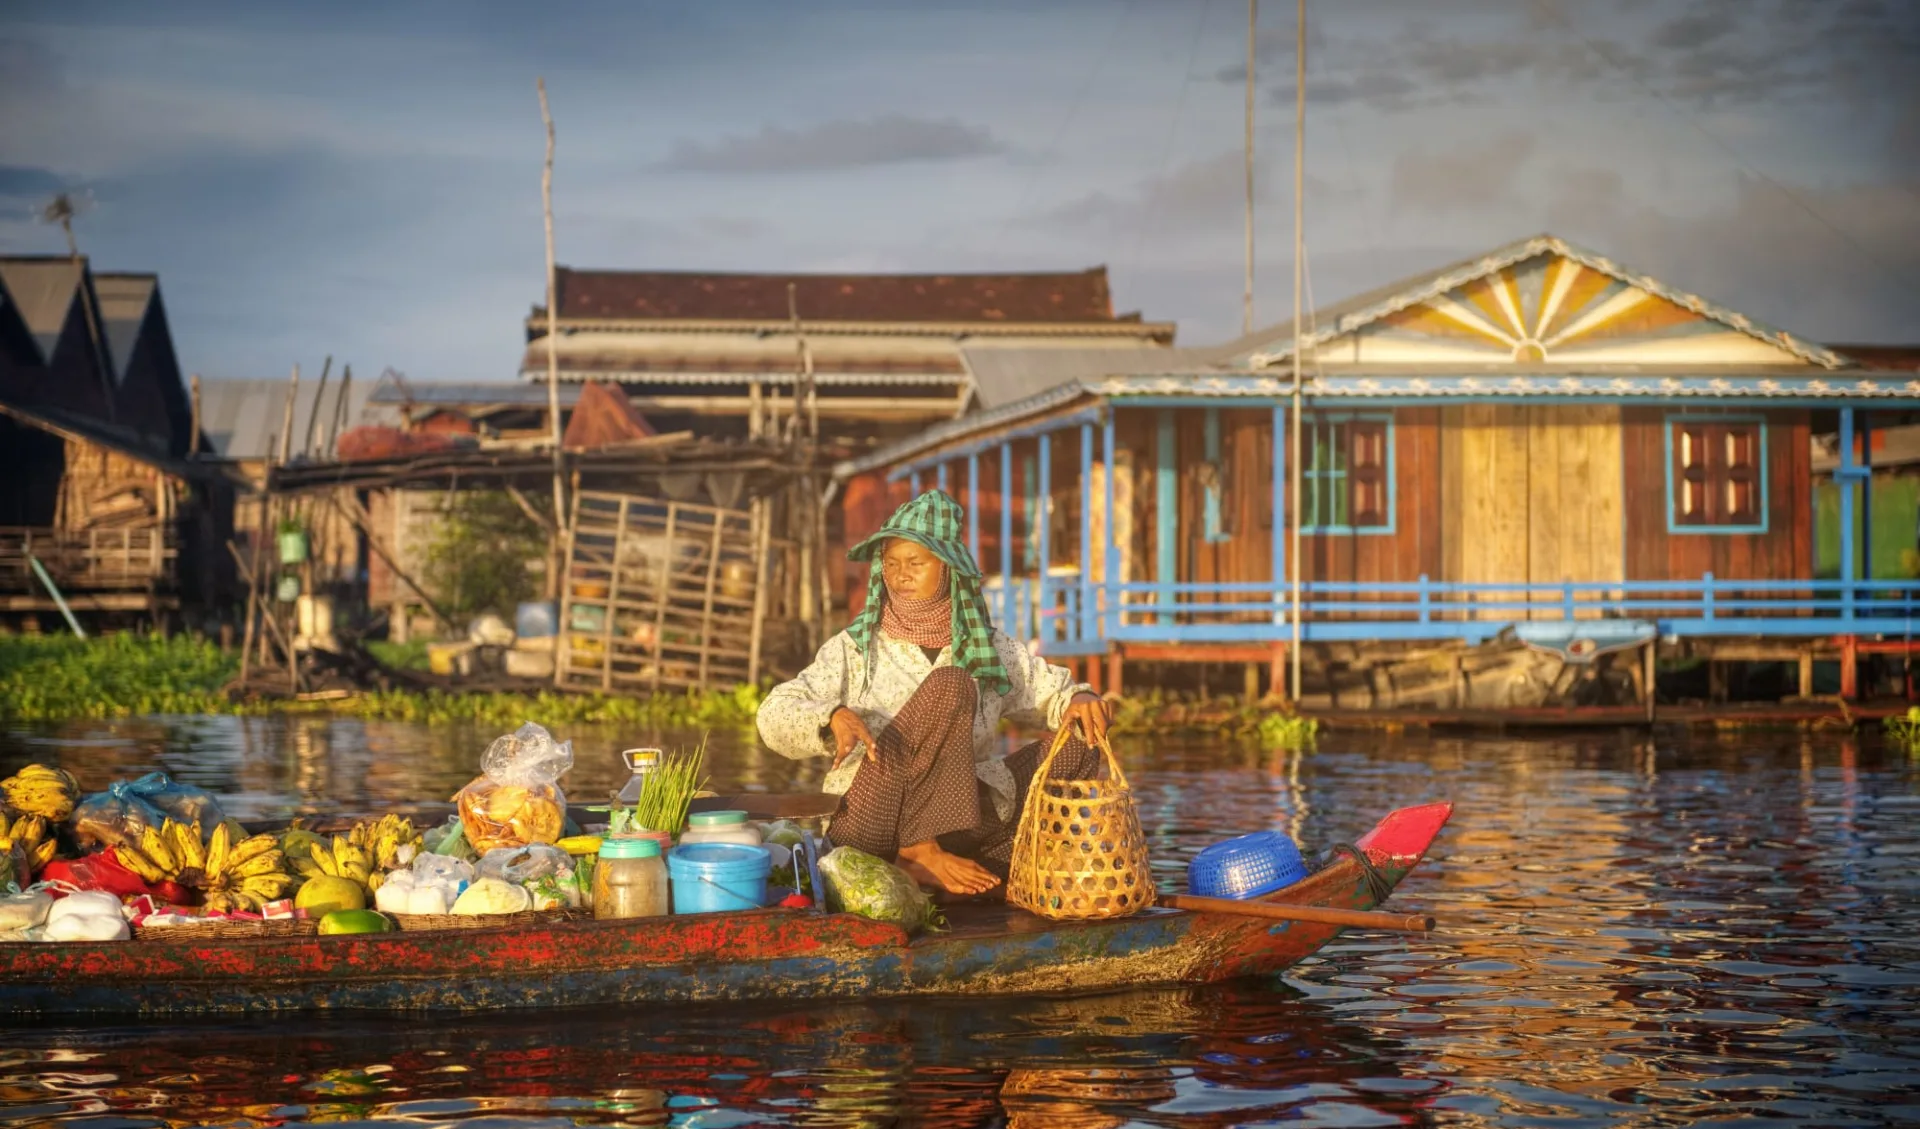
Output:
[614, 734, 710, 836]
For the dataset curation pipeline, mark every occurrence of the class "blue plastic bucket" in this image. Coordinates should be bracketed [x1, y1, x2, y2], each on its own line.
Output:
[667, 842, 771, 915]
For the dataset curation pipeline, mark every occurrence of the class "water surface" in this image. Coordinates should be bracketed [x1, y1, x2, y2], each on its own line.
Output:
[1, 718, 1916, 1127]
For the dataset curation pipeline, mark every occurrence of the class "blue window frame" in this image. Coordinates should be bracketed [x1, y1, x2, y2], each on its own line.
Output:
[1302, 412, 1394, 534]
[1664, 414, 1768, 534]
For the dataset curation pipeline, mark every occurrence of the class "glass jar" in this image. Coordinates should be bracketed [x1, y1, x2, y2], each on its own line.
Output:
[615, 747, 660, 805]
[592, 837, 669, 920]
[677, 810, 764, 849]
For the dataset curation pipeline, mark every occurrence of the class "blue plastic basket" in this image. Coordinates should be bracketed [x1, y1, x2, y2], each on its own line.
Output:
[1187, 831, 1307, 900]
[667, 842, 772, 915]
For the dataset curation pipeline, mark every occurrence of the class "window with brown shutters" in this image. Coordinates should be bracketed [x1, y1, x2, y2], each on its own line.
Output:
[1302, 413, 1394, 533]
[1670, 417, 1766, 530]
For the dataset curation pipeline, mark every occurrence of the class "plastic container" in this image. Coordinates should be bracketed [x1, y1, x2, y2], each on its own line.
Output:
[1187, 831, 1307, 900]
[277, 529, 308, 565]
[515, 600, 558, 639]
[593, 836, 670, 920]
[667, 843, 771, 915]
[678, 810, 763, 849]
[615, 748, 660, 805]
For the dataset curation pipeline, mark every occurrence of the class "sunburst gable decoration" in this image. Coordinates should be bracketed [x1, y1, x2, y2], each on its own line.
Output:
[1355, 254, 1809, 367]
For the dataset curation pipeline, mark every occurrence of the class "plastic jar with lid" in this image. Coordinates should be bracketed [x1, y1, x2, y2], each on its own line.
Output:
[592, 837, 670, 919]
[677, 810, 764, 849]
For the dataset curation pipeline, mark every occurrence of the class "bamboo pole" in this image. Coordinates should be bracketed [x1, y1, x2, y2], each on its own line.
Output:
[323, 364, 353, 457]
[301, 356, 333, 457]
[1243, 0, 1256, 335]
[538, 77, 566, 605]
[747, 496, 770, 685]
[1161, 893, 1434, 933]
[188, 374, 202, 457]
[278, 364, 300, 466]
[1288, 0, 1306, 702]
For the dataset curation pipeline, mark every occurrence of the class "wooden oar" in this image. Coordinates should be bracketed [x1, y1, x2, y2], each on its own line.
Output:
[1162, 892, 1435, 932]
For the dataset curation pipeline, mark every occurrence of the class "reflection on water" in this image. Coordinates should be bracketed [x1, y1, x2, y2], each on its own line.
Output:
[2, 719, 1917, 1126]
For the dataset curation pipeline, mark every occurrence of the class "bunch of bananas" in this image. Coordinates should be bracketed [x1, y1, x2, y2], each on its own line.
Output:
[114, 818, 296, 913]
[284, 815, 422, 892]
[1, 764, 80, 822]
[350, 814, 423, 872]
[0, 812, 57, 874]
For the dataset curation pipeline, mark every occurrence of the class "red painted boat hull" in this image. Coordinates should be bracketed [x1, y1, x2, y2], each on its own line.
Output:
[0, 802, 1451, 1014]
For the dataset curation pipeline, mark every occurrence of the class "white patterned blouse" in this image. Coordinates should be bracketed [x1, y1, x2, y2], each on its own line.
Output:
[755, 628, 1092, 821]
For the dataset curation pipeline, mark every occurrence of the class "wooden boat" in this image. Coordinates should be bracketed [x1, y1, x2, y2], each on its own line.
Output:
[0, 801, 1450, 1015]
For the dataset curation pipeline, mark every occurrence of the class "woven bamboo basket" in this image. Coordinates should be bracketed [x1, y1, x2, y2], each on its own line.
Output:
[134, 916, 320, 940]
[1006, 727, 1154, 921]
[388, 907, 582, 931]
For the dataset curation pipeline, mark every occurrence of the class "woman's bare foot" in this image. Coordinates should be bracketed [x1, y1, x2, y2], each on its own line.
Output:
[898, 840, 1000, 896]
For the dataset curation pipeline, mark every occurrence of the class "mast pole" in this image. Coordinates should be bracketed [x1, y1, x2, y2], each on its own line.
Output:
[1289, 0, 1306, 702]
[539, 78, 566, 604]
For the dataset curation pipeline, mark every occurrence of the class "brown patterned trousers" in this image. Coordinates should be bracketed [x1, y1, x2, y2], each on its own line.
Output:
[830, 666, 1100, 879]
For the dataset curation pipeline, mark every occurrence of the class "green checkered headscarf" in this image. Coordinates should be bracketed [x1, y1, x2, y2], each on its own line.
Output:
[846, 489, 1011, 696]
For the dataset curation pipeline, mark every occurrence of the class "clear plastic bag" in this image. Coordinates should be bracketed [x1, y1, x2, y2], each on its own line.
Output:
[69, 772, 228, 851]
[454, 723, 571, 852]
[411, 853, 476, 888]
[819, 846, 938, 934]
[475, 843, 572, 885]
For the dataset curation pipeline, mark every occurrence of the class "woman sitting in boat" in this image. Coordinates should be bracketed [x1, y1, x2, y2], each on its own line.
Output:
[758, 489, 1114, 897]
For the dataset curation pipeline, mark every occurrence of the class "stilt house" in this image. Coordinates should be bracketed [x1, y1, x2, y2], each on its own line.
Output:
[837, 235, 1920, 707]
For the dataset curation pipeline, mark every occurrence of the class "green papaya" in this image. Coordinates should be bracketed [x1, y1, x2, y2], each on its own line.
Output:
[317, 909, 391, 936]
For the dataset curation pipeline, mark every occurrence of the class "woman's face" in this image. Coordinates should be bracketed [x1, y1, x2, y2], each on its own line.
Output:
[881, 538, 947, 601]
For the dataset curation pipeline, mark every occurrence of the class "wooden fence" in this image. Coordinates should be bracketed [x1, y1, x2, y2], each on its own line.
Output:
[0, 526, 176, 592]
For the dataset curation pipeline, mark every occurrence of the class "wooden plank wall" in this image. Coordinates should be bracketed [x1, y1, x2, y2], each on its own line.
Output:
[1621, 406, 1812, 581]
[1441, 404, 1625, 618]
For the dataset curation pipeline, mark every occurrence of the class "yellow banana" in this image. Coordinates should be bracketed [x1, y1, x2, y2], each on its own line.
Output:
[204, 821, 232, 879]
[293, 857, 324, 879]
[29, 839, 55, 871]
[171, 820, 206, 872]
[228, 835, 278, 868]
[232, 851, 286, 879]
[140, 826, 177, 874]
[241, 873, 293, 900]
[115, 845, 165, 883]
[366, 870, 385, 893]
[312, 846, 340, 878]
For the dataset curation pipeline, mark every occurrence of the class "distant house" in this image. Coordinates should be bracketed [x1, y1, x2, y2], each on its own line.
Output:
[0, 256, 231, 625]
[520, 266, 1176, 455]
[838, 234, 1920, 706]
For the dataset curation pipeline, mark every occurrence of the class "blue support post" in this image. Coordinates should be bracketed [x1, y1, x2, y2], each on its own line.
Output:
[1861, 415, 1873, 582]
[1080, 422, 1095, 645]
[1001, 443, 1014, 635]
[1703, 572, 1715, 622]
[1839, 408, 1858, 620]
[1157, 413, 1176, 626]
[1272, 406, 1286, 626]
[1038, 433, 1051, 642]
[1103, 411, 1118, 641]
[937, 462, 948, 492]
[1417, 573, 1430, 624]
[967, 452, 980, 566]
[911, 470, 922, 496]
[1203, 407, 1224, 541]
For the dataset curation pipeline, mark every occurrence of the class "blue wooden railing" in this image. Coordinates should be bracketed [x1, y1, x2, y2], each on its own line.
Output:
[983, 572, 1920, 652]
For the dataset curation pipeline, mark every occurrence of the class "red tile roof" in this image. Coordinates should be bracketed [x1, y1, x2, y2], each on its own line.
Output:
[1834, 344, 1920, 370]
[552, 267, 1122, 323]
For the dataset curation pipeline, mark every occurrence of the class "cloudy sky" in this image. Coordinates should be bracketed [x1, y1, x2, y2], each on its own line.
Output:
[2, 0, 1915, 381]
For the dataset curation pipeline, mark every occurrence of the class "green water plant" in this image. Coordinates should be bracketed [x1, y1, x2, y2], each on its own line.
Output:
[1883, 706, 1920, 754]
[0, 633, 238, 721]
[625, 733, 710, 836]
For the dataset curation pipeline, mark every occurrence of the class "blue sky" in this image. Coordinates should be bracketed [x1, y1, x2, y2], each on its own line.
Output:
[2, 0, 1914, 381]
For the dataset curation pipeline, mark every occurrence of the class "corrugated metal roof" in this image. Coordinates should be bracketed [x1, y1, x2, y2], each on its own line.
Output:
[197, 374, 376, 460]
[550, 265, 1125, 323]
[368, 380, 582, 406]
[93, 274, 155, 383]
[0, 258, 82, 361]
[959, 345, 1219, 408]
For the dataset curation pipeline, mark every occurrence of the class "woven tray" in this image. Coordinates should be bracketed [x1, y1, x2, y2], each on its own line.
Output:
[134, 916, 320, 940]
[388, 908, 582, 931]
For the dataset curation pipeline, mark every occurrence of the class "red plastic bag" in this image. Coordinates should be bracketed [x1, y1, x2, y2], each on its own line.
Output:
[40, 851, 152, 899]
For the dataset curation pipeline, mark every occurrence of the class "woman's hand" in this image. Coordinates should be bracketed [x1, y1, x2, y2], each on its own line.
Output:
[828, 707, 878, 769]
[1062, 692, 1114, 744]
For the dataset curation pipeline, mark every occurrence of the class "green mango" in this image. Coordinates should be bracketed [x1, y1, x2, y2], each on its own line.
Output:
[317, 909, 391, 936]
